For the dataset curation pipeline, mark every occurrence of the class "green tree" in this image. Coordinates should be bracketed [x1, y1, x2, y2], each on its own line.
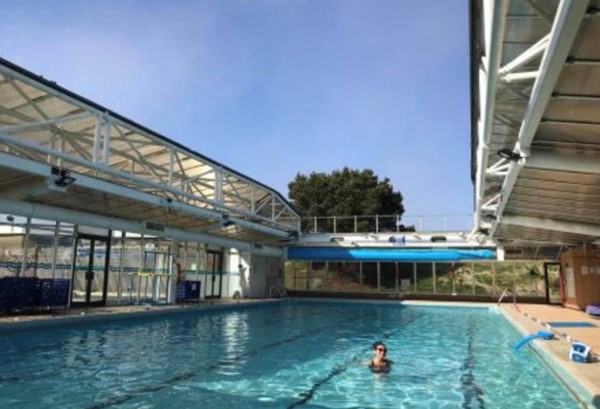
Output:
[288, 168, 407, 232]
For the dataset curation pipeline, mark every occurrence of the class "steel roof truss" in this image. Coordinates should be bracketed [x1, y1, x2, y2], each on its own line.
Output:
[499, 34, 549, 78]
[0, 60, 300, 233]
[487, 0, 589, 236]
[473, 0, 510, 231]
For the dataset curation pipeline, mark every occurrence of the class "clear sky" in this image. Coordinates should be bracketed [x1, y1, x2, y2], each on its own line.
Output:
[0, 0, 472, 221]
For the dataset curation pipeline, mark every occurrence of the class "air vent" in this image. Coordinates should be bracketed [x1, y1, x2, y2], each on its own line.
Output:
[430, 235, 447, 243]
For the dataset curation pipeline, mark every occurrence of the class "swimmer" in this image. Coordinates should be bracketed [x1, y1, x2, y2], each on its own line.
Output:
[368, 341, 393, 373]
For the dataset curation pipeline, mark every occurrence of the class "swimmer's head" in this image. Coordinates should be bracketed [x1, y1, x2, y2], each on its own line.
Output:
[372, 341, 387, 355]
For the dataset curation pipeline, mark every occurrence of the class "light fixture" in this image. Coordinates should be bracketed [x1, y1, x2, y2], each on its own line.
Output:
[497, 148, 522, 162]
[221, 214, 235, 227]
[48, 166, 76, 191]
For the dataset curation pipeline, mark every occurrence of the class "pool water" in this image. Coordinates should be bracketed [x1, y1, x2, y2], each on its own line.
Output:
[0, 300, 584, 408]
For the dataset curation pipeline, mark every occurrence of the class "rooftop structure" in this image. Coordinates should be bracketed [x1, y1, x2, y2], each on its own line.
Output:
[470, 0, 600, 251]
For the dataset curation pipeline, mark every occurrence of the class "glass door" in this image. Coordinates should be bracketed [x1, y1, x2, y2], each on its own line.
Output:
[544, 262, 562, 304]
[204, 250, 223, 299]
[71, 235, 110, 306]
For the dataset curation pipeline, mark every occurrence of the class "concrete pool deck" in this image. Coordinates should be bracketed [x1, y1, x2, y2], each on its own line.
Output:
[0, 299, 598, 407]
[499, 303, 600, 408]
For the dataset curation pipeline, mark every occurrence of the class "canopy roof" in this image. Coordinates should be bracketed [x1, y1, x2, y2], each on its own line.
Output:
[0, 57, 300, 250]
[471, 0, 600, 252]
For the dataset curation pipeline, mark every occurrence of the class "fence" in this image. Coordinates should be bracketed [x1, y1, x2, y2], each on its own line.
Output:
[301, 214, 473, 234]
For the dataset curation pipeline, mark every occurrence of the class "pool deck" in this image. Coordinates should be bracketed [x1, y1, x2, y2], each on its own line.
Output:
[1, 299, 599, 407]
[500, 303, 600, 408]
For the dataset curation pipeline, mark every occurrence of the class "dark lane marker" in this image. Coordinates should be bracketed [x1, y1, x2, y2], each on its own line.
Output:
[287, 311, 423, 408]
[460, 316, 485, 409]
[86, 312, 369, 409]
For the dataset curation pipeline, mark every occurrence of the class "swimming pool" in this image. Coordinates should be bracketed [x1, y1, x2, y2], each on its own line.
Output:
[0, 300, 584, 408]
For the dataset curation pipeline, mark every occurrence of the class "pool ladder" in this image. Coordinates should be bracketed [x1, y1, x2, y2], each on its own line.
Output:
[497, 287, 517, 305]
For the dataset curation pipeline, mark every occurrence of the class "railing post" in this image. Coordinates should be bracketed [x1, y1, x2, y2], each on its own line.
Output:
[375, 214, 379, 233]
[333, 216, 336, 233]
[313, 217, 317, 233]
[354, 215, 357, 233]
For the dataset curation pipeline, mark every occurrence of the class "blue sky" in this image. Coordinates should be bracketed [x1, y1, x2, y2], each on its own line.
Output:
[1, 0, 471, 221]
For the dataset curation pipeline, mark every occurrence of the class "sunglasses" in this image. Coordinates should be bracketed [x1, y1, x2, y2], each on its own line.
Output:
[376, 347, 387, 352]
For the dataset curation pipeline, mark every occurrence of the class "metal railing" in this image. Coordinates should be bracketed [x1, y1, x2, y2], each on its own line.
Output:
[301, 214, 473, 234]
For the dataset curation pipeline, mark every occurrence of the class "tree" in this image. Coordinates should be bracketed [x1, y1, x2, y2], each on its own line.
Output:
[288, 168, 407, 232]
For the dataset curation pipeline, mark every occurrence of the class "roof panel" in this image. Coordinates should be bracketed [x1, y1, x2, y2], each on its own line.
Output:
[471, 0, 600, 251]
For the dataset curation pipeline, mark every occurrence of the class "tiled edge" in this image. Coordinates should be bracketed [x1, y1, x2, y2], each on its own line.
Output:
[295, 297, 493, 309]
[0, 300, 280, 334]
[499, 306, 599, 409]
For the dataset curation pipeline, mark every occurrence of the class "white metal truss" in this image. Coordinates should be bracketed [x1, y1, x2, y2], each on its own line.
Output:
[0, 59, 301, 236]
[473, 0, 589, 237]
[473, 0, 510, 232]
[0, 197, 283, 257]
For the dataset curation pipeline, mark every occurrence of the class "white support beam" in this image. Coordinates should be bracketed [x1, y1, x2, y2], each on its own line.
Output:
[103, 116, 111, 165]
[498, 34, 549, 76]
[215, 167, 223, 204]
[481, 193, 502, 212]
[93, 116, 102, 164]
[168, 148, 174, 186]
[525, 149, 600, 174]
[486, 158, 510, 177]
[0, 111, 90, 133]
[0, 198, 284, 257]
[502, 214, 600, 238]
[0, 151, 294, 237]
[489, 0, 589, 237]
[473, 0, 510, 230]
[501, 71, 540, 83]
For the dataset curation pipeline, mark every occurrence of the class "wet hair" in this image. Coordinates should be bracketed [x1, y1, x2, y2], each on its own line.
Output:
[372, 341, 386, 350]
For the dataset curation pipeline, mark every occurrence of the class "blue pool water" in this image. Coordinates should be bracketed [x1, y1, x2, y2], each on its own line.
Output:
[0, 300, 584, 408]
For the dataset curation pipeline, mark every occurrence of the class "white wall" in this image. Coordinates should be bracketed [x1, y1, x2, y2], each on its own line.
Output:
[223, 248, 251, 298]
[248, 255, 284, 298]
[178, 246, 284, 299]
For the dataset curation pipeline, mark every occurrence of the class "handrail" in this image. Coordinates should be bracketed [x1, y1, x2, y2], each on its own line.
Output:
[301, 214, 472, 233]
[497, 287, 509, 305]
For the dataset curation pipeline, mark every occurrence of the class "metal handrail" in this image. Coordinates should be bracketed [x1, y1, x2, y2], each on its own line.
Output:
[301, 214, 472, 234]
[497, 288, 509, 305]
